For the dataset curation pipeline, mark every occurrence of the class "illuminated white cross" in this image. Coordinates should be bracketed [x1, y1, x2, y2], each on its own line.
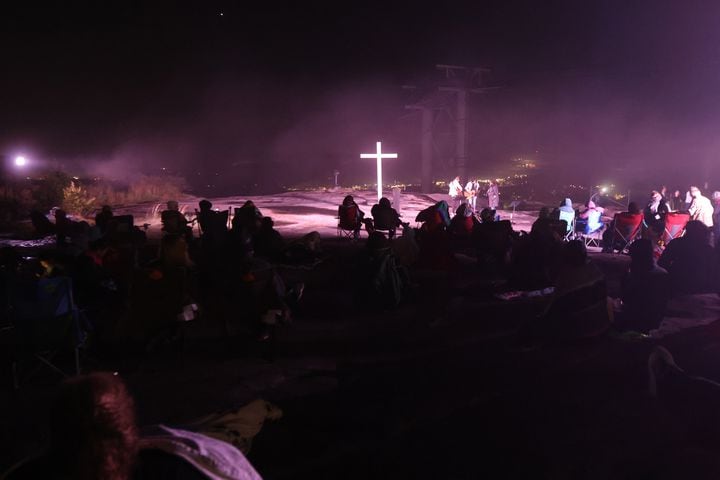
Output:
[360, 141, 398, 201]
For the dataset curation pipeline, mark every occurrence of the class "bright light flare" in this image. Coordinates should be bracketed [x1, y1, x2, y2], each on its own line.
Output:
[14, 156, 27, 167]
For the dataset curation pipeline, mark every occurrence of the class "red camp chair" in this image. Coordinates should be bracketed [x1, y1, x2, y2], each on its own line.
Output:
[661, 212, 690, 245]
[610, 213, 643, 253]
[654, 212, 691, 258]
[337, 205, 362, 240]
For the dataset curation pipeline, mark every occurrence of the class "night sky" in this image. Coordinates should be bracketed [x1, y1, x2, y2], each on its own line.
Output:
[3, 1, 720, 191]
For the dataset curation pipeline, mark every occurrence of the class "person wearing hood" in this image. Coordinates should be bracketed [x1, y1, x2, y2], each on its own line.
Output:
[371, 197, 402, 239]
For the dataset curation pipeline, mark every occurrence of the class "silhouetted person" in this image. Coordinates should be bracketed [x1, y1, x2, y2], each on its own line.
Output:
[355, 231, 409, 309]
[30, 210, 55, 236]
[160, 200, 192, 240]
[160, 233, 194, 268]
[196, 199, 214, 233]
[370, 197, 401, 239]
[253, 217, 285, 262]
[196, 199, 228, 247]
[618, 238, 669, 333]
[232, 200, 262, 235]
[531, 206, 552, 232]
[3, 373, 262, 479]
[54, 209, 72, 247]
[658, 220, 714, 295]
[479, 207, 496, 223]
[512, 209, 562, 289]
[94, 205, 114, 233]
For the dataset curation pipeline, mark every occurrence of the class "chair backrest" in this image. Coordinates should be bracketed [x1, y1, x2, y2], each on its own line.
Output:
[105, 215, 134, 237]
[574, 217, 588, 233]
[161, 210, 186, 233]
[198, 209, 229, 237]
[373, 209, 399, 231]
[613, 213, 643, 241]
[217, 209, 230, 227]
[474, 220, 514, 253]
[11, 276, 80, 350]
[662, 212, 690, 243]
[338, 205, 359, 229]
[559, 210, 575, 233]
[549, 219, 568, 238]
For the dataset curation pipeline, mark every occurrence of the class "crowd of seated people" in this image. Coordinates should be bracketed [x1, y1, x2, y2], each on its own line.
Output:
[7, 185, 720, 478]
[0, 198, 317, 358]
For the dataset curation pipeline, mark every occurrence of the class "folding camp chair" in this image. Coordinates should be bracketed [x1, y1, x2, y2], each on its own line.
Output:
[575, 210, 605, 248]
[9, 276, 83, 388]
[558, 209, 575, 241]
[661, 212, 690, 245]
[196, 209, 229, 245]
[337, 205, 363, 240]
[371, 207, 401, 239]
[610, 213, 643, 253]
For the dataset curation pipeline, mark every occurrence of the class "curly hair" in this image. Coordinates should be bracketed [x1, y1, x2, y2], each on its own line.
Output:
[49, 373, 139, 480]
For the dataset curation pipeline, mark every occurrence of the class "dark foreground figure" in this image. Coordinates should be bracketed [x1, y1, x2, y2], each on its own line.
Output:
[4, 372, 263, 480]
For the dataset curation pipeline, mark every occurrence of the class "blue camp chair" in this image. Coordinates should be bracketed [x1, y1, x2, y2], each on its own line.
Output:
[9, 276, 83, 387]
[575, 210, 605, 247]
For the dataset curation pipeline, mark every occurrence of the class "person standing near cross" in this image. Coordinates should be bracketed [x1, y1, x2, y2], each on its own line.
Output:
[361, 141, 398, 202]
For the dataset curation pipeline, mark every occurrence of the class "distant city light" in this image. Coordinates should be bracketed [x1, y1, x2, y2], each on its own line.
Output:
[14, 155, 27, 167]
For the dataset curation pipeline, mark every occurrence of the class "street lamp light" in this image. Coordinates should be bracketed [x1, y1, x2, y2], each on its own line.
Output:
[14, 156, 27, 168]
